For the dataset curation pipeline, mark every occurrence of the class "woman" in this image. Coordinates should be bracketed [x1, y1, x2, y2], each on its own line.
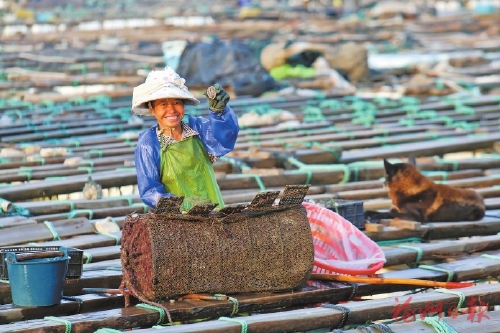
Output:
[132, 67, 239, 211]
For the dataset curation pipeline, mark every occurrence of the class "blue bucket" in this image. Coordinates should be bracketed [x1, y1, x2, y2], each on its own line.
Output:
[6, 251, 69, 306]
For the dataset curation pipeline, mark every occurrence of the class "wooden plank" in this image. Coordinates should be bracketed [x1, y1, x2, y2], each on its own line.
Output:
[83, 259, 121, 272]
[30, 206, 148, 222]
[2, 284, 497, 333]
[341, 311, 500, 333]
[32, 233, 123, 250]
[82, 247, 121, 264]
[0, 155, 134, 171]
[0, 218, 92, 246]
[18, 197, 143, 216]
[0, 216, 37, 228]
[66, 232, 500, 270]
[0, 269, 122, 305]
[383, 234, 500, 267]
[0, 294, 126, 325]
[365, 215, 500, 242]
[340, 133, 500, 163]
[0, 170, 138, 201]
[329, 177, 500, 201]
[143, 301, 500, 333]
[381, 218, 422, 230]
[235, 125, 436, 150]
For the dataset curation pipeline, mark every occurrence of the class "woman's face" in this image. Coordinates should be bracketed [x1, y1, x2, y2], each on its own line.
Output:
[150, 98, 185, 130]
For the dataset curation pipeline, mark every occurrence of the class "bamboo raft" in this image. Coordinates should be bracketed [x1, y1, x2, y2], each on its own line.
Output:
[1, 91, 500, 332]
[2, 1, 500, 332]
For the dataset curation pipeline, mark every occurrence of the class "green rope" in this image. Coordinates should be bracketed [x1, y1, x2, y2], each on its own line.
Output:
[107, 217, 120, 228]
[219, 156, 251, 171]
[423, 171, 448, 182]
[136, 303, 166, 325]
[106, 196, 134, 206]
[77, 166, 93, 174]
[399, 118, 415, 127]
[18, 165, 33, 181]
[218, 317, 248, 333]
[311, 142, 340, 161]
[289, 170, 313, 185]
[68, 209, 94, 220]
[298, 129, 313, 136]
[237, 174, 266, 191]
[215, 294, 239, 316]
[94, 328, 123, 333]
[17, 170, 32, 182]
[44, 316, 71, 333]
[376, 238, 423, 246]
[455, 105, 475, 115]
[480, 254, 500, 261]
[228, 296, 239, 316]
[373, 136, 387, 145]
[80, 160, 94, 167]
[131, 203, 148, 214]
[32, 157, 45, 165]
[415, 110, 437, 120]
[45, 177, 67, 181]
[0, 279, 10, 283]
[286, 156, 350, 184]
[87, 149, 103, 158]
[114, 167, 137, 172]
[398, 245, 423, 266]
[96, 232, 121, 245]
[105, 266, 122, 271]
[419, 265, 454, 282]
[436, 159, 459, 172]
[83, 252, 92, 264]
[57, 200, 75, 211]
[43, 221, 61, 241]
[418, 316, 457, 333]
[425, 131, 439, 139]
[434, 289, 465, 310]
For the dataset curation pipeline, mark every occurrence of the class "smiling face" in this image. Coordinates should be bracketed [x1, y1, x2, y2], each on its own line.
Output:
[149, 98, 185, 132]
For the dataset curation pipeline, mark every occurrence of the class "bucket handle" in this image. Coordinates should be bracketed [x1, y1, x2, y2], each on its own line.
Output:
[11, 251, 65, 262]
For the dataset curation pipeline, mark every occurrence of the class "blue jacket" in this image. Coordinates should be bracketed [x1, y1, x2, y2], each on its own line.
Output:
[134, 106, 239, 209]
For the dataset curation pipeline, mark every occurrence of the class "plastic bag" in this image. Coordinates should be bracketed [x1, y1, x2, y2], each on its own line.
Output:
[303, 202, 386, 275]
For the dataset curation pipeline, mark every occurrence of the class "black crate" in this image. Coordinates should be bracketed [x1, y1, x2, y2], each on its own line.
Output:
[0, 246, 83, 280]
[315, 199, 365, 230]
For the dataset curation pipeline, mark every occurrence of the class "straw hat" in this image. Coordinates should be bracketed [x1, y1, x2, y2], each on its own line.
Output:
[131, 66, 200, 116]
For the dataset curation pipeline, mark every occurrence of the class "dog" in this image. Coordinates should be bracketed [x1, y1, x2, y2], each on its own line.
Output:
[364, 158, 485, 223]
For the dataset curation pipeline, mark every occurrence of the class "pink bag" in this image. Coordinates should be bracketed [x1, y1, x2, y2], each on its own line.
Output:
[303, 202, 386, 275]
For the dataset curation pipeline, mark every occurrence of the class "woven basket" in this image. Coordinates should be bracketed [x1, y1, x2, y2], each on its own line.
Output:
[121, 202, 314, 301]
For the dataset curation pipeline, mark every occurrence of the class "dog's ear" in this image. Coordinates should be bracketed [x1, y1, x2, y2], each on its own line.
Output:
[408, 156, 417, 167]
[383, 159, 394, 174]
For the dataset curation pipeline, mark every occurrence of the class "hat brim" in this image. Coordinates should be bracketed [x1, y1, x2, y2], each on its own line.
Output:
[131, 81, 200, 116]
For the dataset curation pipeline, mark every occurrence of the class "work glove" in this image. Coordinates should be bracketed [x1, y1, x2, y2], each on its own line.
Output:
[203, 83, 230, 113]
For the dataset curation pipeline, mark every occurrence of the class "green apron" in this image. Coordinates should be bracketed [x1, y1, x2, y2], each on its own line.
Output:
[160, 136, 224, 212]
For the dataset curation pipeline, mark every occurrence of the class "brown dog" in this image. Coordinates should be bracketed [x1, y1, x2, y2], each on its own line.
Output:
[365, 158, 485, 223]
